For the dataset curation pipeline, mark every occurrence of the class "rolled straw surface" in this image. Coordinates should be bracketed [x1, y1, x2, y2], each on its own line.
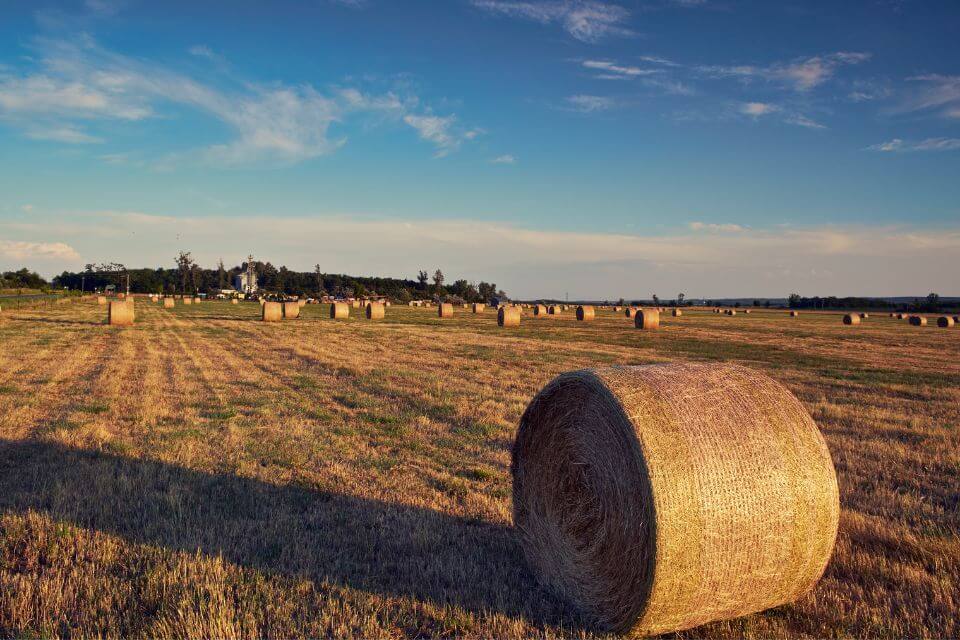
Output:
[97, 296, 107, 305]
[790, 310, 799, 317]
[283, 301, 300, 319]
[843, 314, 860, 325]
[635, 308, 660, 330]
[163, 298, 175, 309]
[624, 308, 636, 319]
[330, 302, 349, 319]
[672, 309, 682, 317]
[183, 298, 193, 305]
[231, 299, 238, 305]
[534, 304, 547, 316]
[366, 302, 385, 320]
[262, 301, 282, 322]
[473, 303, 486, 313]
[438, 303, 453, 318]
[576, 305, 595, 322]
[936, 316, 954, 328]
[498, 306, 521, 327]
[512, 362, 839, 636]
[548, 305, 561, 315]
[108, 300, 134, 326]
[909, 315, 927, 326]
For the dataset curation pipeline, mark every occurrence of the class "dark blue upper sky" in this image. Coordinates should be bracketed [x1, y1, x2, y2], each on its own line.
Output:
[1, 0, 958, 297]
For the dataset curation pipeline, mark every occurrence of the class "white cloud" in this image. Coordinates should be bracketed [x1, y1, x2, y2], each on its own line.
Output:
[0, 240, 79, 261]
[582, 59, 656, 79]
[783, 113, 826, 129]
[565, 94, 615, 112]
[26, 124, 103, 143]
[895, 75, 960, 119]
[740, 102, 778, 116]
[470, 1, 632, 43]
[491, 154, 517, 164]
[700, 52, 871, 92]
[688, 221, 747, 232]
[867, 137, 960, 152]
[403, 113, 476, 158]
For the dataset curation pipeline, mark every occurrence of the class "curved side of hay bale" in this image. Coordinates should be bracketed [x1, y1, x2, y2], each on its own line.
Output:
[534, 304, 547, 316]
[624, 308, 636, 318]
[909, 315, 927, 326]
[843, 313, 860, 325]
[108, 300, 134, 326]
[576, 306, 595, 322]
[366, 302, 385, 320]
[472, 303, 486, 313]
[283, 301, 300, 319]
[634, 308, 660, 330]
[726, 309, 737, 316]
[262, 301, 283, 322]
[936, 316, 954, 328]
[548, 305, 562, 315]
[438, 303, 453, 318]
[672, 309, 682, 317]
[231, 299, 238, 305]
[163, 298, 175, 309]
[498, 306, 521, 327]
[512, 362, 839, 636]
[330, 302, 349, 319]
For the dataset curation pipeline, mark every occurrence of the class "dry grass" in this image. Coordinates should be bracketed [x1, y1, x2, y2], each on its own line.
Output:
[0, 302, 957, 638]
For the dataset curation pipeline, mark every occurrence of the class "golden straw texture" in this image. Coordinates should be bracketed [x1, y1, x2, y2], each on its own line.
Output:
[97, 296, 107, 305]
[909, 315, 927, 326]
[625, 308, 636, 318]
[635, 309, 660, 330]
[231, 299, 238, 305]
[512, 362, 840, 636]
[283, 301, 300, 319]
[534, 304, 547, 316]
[366, 302, 385, 320]
[937, 316, 955, 328]
[843, 314, 860, 326]
[262, 302, 282, 322]
[577, 306, 595, 322]
[548, 305, 561, 315]
[438, 303, 453, 318]
[163, 298, 175, 309]
[473, 303, 486, 313]
[183, 298, 193, 305]
[108, 300, 134, 326]
[672, 309, 682, 317]
[790, 310, 799, 317]
[330, 302, 349, 319]
[498, 306, 521, 327]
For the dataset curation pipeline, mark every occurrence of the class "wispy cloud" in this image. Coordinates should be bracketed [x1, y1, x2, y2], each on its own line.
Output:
[470, 1, 632, 43]
[700, 52, 871, 92]
[894, 74, 960, 119]
[0, 240, 79, 261]
[491, 154, 517, 164]
[688, 221, 747, 232]
[26, 124, 103, 143]
[565, 94, 615, 112]
[739, 102, 778, 116]
[867, 137, 960, 152]
[403, 113, 479, 158]
[582, 59, 657, 80]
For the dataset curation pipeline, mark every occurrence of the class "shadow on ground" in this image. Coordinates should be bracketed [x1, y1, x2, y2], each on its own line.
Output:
[0, 439, 576, 630]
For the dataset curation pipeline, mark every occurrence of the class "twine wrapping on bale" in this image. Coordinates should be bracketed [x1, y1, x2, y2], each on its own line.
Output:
[672, 309, 682, 317]
[108, 300, 134, 326]
[283, 301, 300, 319]
[909, 315, 927, 326]
[473, 303, 486, 313]
[262, 301, 282, 322]
[635, 308, 660, 330]
[511, 362, 840, 636]
[330, 302, 349, 319]
[438, 303, 453, 318]
[366, 302, 385, 320]
[843, 313, 860, 325]
[936, 316, 954, 328]
[163, 298, 175, 309]
[624, 308, 636, 319]
[577, 306, 595, 322]
[499, 306, 521, 327]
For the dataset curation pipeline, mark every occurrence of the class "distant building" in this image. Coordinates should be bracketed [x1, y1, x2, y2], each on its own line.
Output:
[234, 255, 258, 294]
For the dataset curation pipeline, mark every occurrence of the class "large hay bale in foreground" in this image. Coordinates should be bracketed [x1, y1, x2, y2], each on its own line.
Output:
[909, 315, 927, 326]
[108, 300, 134, 326]
[438, 303, 453, 318]
[635, 308, 659, 330]
[473, 303, 486, 313]
[366, 302, 385, 320]
[512, 362, 839, 636]
[330, 302, 349, 319]
[576, 305, 595, 322]
[498, 306, 521, 327]
[283, 301, 300, 319]
[843, 313, 860, 325]
[163, 298, 175, 309]
[262, 301, 282, 322]
[937, 316, 954, 328]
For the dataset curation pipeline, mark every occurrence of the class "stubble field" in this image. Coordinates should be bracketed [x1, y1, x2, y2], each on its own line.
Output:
[0, 299, 957, 638]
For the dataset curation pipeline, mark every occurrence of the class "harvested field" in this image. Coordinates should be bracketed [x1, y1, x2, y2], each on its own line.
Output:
[0, 301, 957, 638]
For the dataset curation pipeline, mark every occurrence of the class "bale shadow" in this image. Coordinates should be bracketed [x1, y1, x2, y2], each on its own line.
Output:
[0, 439, 576, 630]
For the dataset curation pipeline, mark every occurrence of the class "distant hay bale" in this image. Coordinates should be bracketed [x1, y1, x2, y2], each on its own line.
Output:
[352, 300, 360, 308]
[97, 296, 107, 305]
[790, 310, 799, 317]
[613, 306, 621, 312]
[151, 296, 158, 303]
[473, 303, 486, 313]
[909, 315, 927, 326]
[576, 305, 595, 322]
[283, 301, 300, 319]
[108, 300, 134, 326]
[298, 299, 307, 308]
[183, 297, 193, 305]
[634, 308, 660, 330]
[896, 313, 905, 319]
[843, 313, 860, 325]
[499, 306, 521, 327]
[534, 304, 547, 316]
[330, 302, 349, 319]
[860, 313, 869, 319]
[438, 303, 453, 318]
[726, 309, 737, 316]
[936, 316, 954, 328]
[231, 299, 238, 305]
[366, 302, 385, 320]
[163, 298, 175, 309]
[744, 309, 752, 314]
[262, 301, 282, 322]
[562, 305, 569, 311]
[548, 305, 562, 315]
[672, 308, 682, 317]
[512, 362, 839, 636]
[889, 312, 895, 318]
[624, 308, 636, 319]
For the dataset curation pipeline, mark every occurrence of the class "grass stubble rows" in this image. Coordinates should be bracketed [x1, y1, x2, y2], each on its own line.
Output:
[0, 300, 956, 638]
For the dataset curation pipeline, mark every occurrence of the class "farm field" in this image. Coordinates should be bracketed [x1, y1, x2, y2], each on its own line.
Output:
[0, 299, 957, 639]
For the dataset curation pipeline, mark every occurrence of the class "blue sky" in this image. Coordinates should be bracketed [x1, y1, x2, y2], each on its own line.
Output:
[1, 0, 958, 298]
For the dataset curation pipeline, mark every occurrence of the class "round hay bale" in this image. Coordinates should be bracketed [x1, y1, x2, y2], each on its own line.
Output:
[97, 296, 107, 305]
[576, 305, 595, 322]
[366, 302, 385, 320]
[624, 308, 636, 319]
[150, 296, 158, 303]
[231, 299, 238, 305]
[512, 362, 839, 635]
[726, 309, 737, 316]
[843, 313, 860, 325]
[634, 308, 660, 330]
[498, 306, 521, 327]
[472, 303, 486, 313]
[896, 313, 905, 319]
[183, 297, 193, 306]
[163, 298, 175, 309]
[534, 304, 547, 316]
[790, 310, 799, 317]
[330, 302, 349, 319]
[672, 308, 682, 317]
[936, 315, 954, 328]
[909, 315, 927, 326]
[193, 297, 201, 304]
[438, 303, 453, 318]
[298, 299, 307, 308]
[613, 306, 621, 312]
[548, 305, 562, 315]
[860, 312, 869, 319]
[744, 309, 752, 314]
[954, 315, 960, 324]
[262, 301, 283, 322]
[283, 301, 300, 319]
[108, 300, 134, 326]
[889, 312, 895, 318]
